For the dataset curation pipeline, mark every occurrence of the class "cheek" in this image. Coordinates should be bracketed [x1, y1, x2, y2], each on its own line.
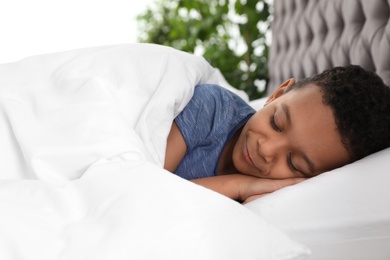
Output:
[232, 134, 244, 168]
[243, 113, 265, 134]
[268, 162, 297, 179]
[232, 132, 254, 175]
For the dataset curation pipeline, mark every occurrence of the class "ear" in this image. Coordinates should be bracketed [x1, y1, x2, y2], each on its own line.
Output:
[264, 78, 296, 106]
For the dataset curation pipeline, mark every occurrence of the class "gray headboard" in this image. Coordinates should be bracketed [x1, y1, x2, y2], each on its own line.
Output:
[267, 0, 390, 94]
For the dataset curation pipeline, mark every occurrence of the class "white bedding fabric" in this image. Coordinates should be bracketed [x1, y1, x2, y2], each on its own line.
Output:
[246, 147, 390, 260]
[0, 44, 310, 260]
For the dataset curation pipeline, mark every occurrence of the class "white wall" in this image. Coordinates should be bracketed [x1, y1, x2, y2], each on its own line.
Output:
[0, 0, 154, 64]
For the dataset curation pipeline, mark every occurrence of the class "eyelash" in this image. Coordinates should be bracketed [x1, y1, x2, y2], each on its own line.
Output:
[271, 115, 281, 132]
[287, 153, 299, 172]
[272, 114, 304, 176]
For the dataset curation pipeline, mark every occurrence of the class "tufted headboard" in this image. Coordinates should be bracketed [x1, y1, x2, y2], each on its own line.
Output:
[267, 0, 390, 94]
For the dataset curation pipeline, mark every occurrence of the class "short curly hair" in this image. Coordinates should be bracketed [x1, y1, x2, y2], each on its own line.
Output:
[289, 65, 390, 161]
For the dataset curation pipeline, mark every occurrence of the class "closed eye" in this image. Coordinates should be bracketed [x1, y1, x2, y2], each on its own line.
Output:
[287, 153, 308, 177]
[287, 153, 298, 172]
[270, 114, 281, 132]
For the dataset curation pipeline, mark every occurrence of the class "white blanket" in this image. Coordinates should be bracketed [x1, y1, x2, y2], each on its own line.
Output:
[0, 44, 310, 259]
[0, 43, 225, 180]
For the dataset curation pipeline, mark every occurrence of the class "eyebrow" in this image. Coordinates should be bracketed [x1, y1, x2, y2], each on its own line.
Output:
[283, 103, 316, 176]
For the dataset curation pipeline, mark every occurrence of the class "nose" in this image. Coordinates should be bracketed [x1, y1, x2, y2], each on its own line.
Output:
[257, 134, 287, 165]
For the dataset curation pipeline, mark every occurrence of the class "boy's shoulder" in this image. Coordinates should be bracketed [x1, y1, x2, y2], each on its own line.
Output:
[176, 84, 254, 148]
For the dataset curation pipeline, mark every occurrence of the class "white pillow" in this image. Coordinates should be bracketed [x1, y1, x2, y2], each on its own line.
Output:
[249, 96, 268, 110]
[245, 147, 390, 260]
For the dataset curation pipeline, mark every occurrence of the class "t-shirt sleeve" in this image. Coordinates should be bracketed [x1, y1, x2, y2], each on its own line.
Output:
[174, 85, 223, 152]
[173, 84, 255, 180]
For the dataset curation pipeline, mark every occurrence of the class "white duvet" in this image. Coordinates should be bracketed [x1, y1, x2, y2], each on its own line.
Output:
[0, 44, 310, 260]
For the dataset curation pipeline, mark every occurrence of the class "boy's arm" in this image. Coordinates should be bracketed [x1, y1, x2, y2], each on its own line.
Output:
[165, 121, 305, 202]
[191, 174, 305, 202]
[164, 121, 187, 173]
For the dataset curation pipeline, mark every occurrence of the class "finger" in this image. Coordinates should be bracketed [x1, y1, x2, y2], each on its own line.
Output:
[251, 177, 306, 195]
[243, 193, 269, 204]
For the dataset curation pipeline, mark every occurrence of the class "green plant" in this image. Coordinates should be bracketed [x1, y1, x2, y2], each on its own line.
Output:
[137, 0, 271, 100]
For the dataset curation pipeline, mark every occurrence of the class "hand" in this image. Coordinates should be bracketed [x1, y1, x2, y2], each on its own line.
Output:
[242, 194, 269, 204]
[238, 175, 306, 202]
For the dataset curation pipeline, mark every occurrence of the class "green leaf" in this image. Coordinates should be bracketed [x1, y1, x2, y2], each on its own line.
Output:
[137, 0, 271, 100]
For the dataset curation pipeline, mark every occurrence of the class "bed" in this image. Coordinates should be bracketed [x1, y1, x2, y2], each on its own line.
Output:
[0, 44, 310, 260]
[0, 1, 389, 260]
[246, 0, 390, 259]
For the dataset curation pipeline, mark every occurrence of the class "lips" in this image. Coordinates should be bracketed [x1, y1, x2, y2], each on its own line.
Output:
[243, 144, 255, 167]
[243, 137, 268, 176]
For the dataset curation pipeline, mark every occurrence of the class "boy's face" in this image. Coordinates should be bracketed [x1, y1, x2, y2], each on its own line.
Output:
[232, 83, 350, 179]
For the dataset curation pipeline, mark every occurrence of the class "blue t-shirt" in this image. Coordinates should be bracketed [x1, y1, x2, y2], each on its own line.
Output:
[174, 84, 255, 180]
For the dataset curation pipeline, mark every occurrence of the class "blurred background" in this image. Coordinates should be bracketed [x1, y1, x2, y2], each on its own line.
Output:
[0, 0, 272, 99]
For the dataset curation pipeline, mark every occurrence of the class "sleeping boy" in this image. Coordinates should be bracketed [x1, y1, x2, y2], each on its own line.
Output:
[164, 65, 390, 203]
